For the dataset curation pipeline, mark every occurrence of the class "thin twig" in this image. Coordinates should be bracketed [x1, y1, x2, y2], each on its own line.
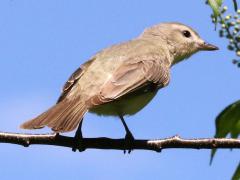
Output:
[233, 0, 238, 12]
[0, 132, 239, 152]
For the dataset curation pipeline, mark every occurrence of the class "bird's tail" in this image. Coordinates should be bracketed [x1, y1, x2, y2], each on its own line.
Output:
[20, 98, 87, 133]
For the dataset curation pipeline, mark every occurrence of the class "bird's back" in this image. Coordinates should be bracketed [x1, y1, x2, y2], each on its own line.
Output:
[67, 38, 169, 101]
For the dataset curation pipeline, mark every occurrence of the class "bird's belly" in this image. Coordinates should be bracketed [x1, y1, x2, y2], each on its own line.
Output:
[89, 91, 157, 116]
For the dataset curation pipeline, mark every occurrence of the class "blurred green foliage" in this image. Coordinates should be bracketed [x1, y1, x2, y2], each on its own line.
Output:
[207, 0, 240, 67]
[210, 100, 240, 163]
[207, 1, 240, 179]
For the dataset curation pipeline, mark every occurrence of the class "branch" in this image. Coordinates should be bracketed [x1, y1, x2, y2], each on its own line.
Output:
[0, 132, 240, 152]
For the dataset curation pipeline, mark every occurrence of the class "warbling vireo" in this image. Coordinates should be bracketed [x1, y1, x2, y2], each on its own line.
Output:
[21, 22, 218, 142]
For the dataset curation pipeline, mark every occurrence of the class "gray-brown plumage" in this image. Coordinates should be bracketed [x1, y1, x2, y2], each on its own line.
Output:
[20, 22, 218, 133]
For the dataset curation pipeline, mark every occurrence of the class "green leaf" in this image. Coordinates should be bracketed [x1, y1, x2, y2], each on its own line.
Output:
[231, 119, 240, 138]
[216, 100, 240, 137]
[210, 100, 240, 164]
[208, 0, 223, 17]
[216, 0, 223, 6]
[210, 149, 217, 165]
[232, 163, 240, 180]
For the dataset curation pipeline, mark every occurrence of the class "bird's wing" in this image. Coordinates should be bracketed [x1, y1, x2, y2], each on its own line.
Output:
[57, 58, 94, 103]
[87, 54, 170, 106]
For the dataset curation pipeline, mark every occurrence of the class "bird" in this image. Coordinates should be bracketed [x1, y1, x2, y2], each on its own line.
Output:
[20, 22, 218, 149]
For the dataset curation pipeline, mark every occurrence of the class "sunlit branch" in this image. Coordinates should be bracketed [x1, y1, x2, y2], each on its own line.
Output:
[0, 132, 239, 152]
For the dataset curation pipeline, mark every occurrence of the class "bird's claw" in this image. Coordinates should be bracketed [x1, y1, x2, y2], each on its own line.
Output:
[72, 139, 86, 152]
[123, 132, 135, 154]
[72, 133, 86, 152]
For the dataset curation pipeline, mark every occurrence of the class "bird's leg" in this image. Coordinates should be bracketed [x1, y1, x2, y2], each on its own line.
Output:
[119, 115, 135, 154]
[72, 119, 85, 152]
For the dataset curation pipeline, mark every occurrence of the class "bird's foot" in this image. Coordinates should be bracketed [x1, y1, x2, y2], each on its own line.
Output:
[72, 133, 86, 152]
[123, 131, 135, 154]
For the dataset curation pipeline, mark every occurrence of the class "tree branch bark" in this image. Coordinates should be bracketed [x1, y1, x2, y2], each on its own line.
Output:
[0, 132, 240, 152]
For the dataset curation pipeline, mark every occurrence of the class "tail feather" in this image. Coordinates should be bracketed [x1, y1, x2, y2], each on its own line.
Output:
[20, 98, 87, 133]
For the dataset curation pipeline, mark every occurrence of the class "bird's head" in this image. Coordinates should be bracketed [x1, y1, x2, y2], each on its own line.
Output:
[140, 22, 219, 65]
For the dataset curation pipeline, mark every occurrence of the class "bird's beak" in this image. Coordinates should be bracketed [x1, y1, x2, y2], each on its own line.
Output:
[199, 42, 219, 51]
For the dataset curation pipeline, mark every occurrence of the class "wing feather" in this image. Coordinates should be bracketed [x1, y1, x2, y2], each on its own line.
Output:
[57, 58, 94, 103]
[87, 54, 170, 107]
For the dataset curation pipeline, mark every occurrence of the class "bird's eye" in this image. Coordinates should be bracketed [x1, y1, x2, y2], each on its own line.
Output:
[182, 30, 191, 38]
